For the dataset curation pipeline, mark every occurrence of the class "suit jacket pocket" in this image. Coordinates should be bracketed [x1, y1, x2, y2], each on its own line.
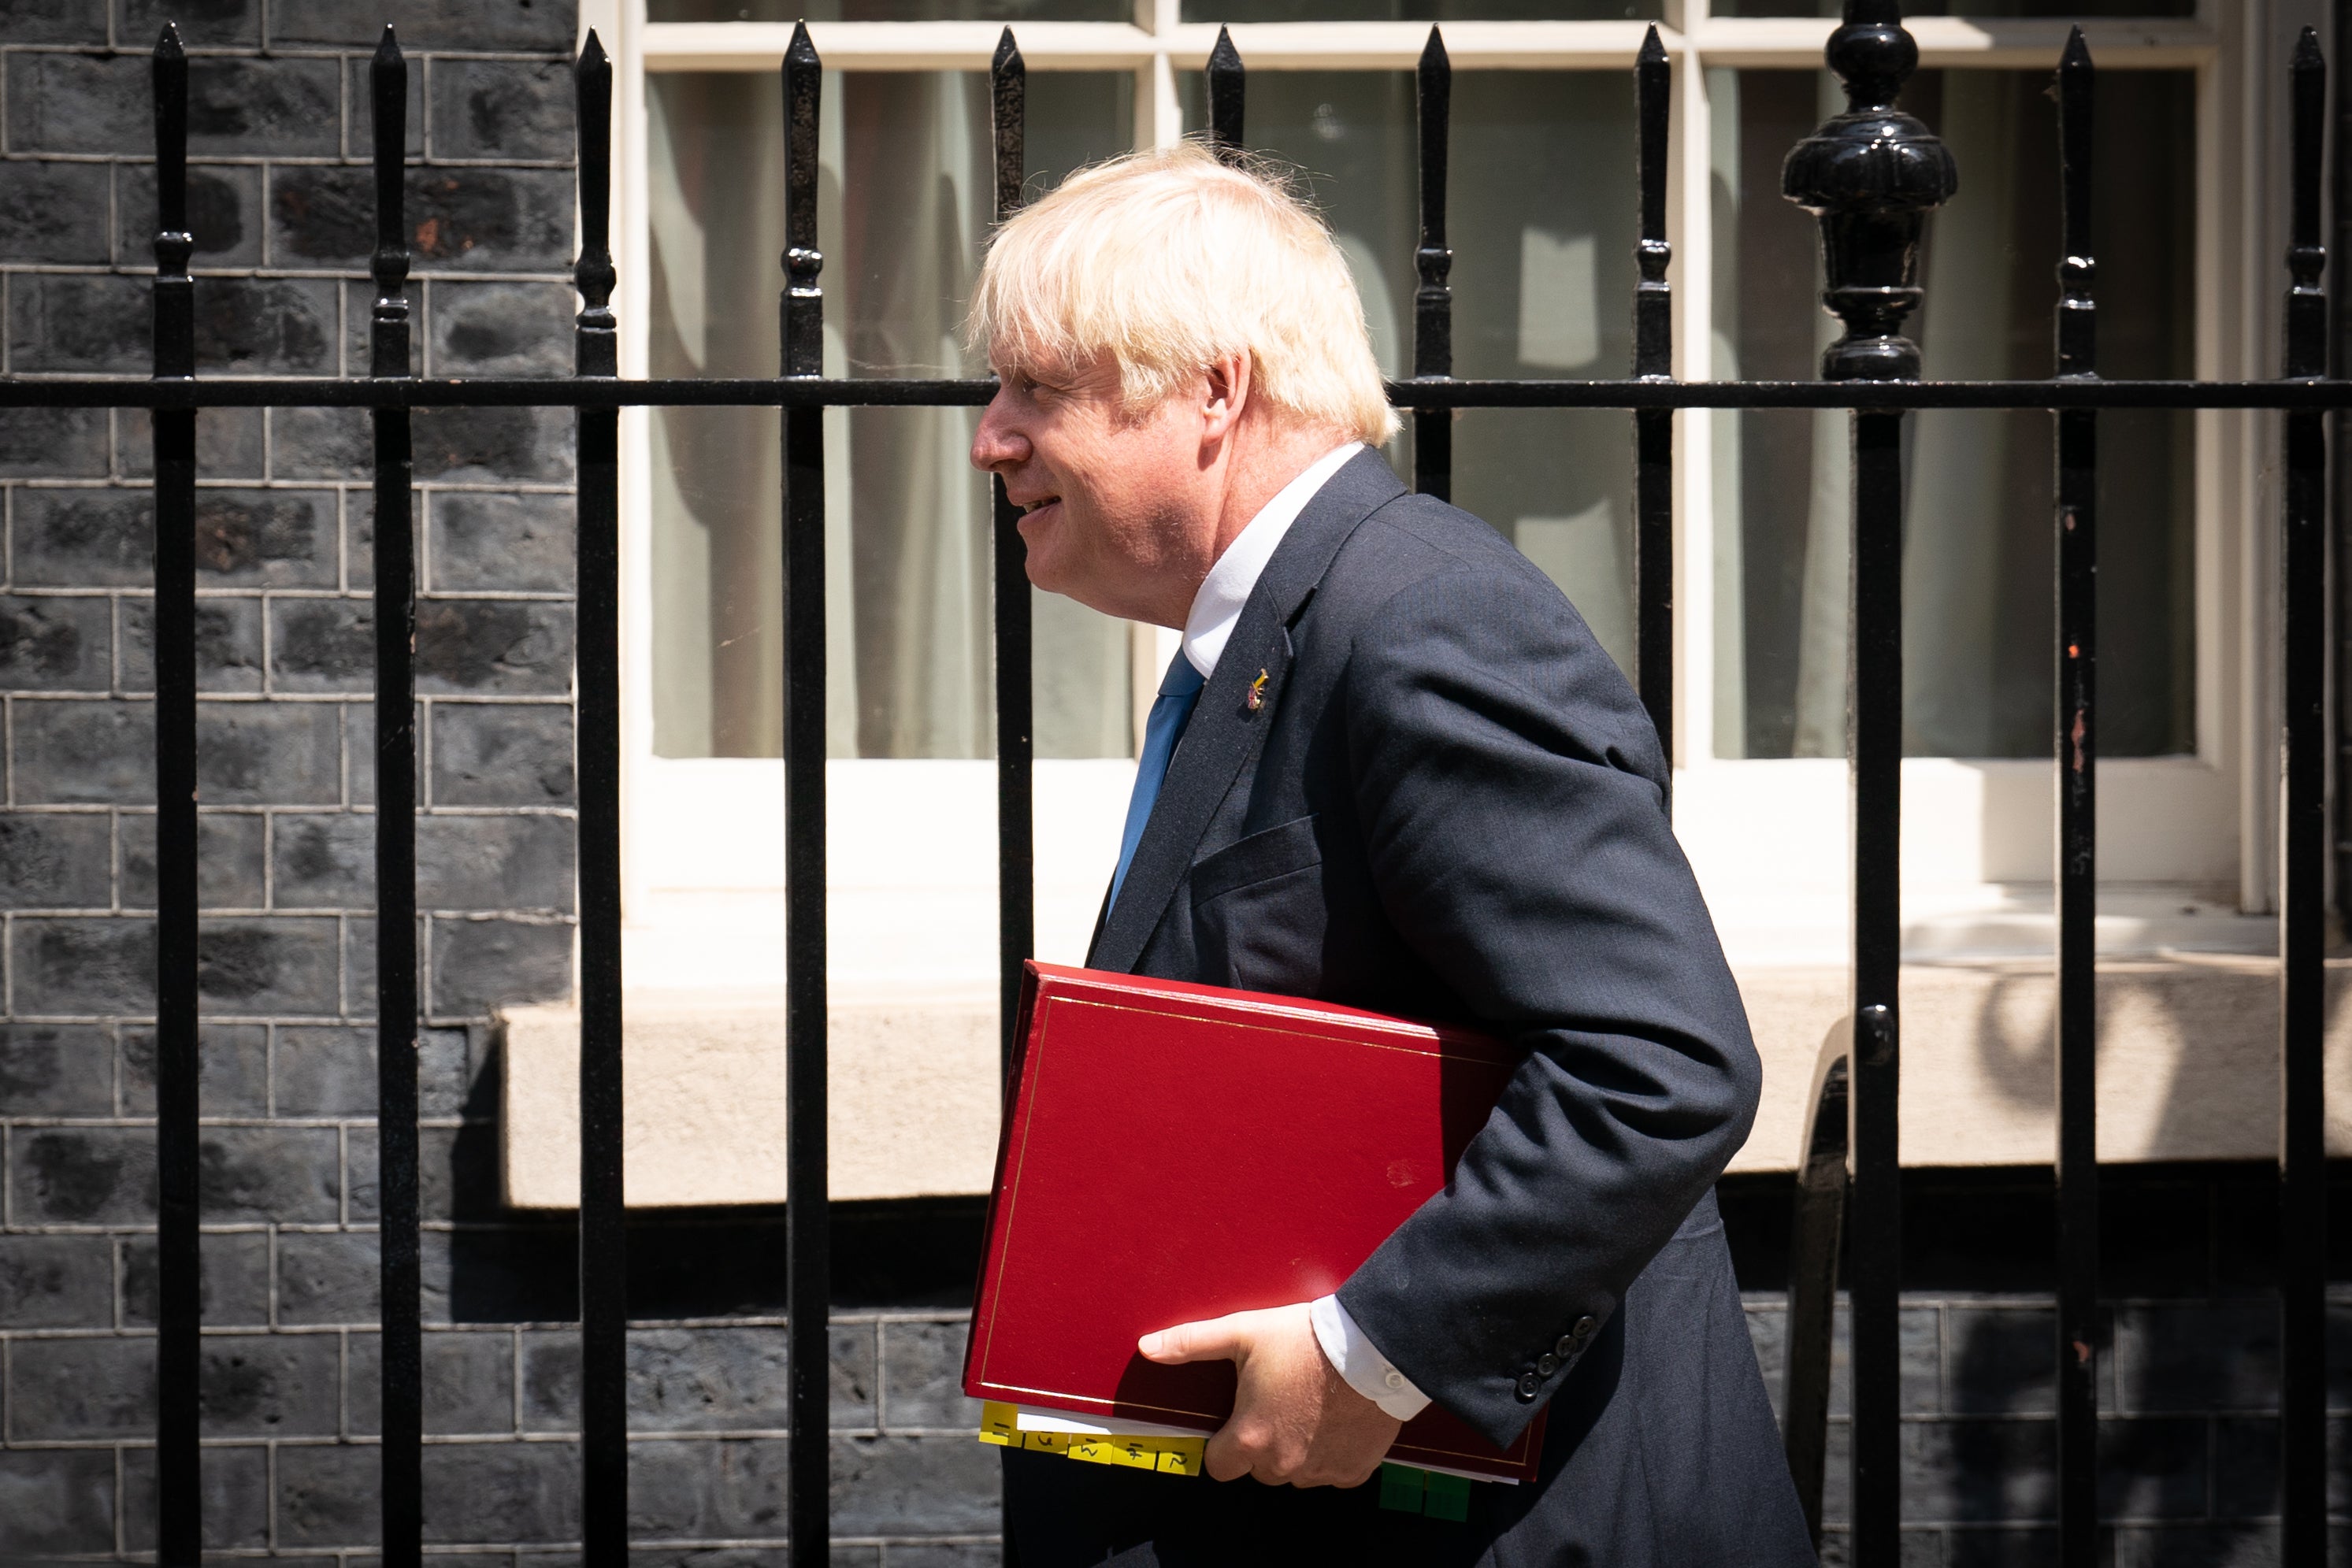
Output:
[1190, 814, 1326, 994]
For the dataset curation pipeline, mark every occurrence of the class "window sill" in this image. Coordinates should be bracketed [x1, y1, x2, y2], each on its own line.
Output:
[499, 947, 2350, 1208]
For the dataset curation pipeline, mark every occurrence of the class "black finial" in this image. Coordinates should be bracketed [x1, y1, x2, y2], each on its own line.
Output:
[2285, 25, 2327, 379]
[991, 27, 1026, 225]
[369, 27, 410, 380]
[781, 21, 825, 378]
[1208, 26, 1245, 163]
[153, 22, 188, 250]
[152, 20, 193, 380]
[1634, 25, 1671, 381]
[1780, 0, 1957, 380]
[1414, 25, 1451, 385]
[575, 29, 617, 376]
[2054, 26, 2094, 379]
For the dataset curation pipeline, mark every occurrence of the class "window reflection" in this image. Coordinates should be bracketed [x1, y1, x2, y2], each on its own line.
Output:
[1713, 0, 2188, 14]
[647, 69, 1134, 760]
[1182, 70, 1639, 673]
[1179, 0, 1653, 17]
[652, 0, 1126, 20]
[1710, 68, 2194, 760]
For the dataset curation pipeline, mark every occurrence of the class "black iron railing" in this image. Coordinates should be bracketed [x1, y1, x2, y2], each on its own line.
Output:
[6, 3, 2330, 1565]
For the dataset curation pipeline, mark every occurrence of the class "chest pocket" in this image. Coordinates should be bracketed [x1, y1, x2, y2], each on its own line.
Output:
[1189, 813, 1327, 995]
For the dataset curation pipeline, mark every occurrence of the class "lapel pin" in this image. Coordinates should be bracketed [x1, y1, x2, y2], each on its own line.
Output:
[1246, 669, 1270, 712]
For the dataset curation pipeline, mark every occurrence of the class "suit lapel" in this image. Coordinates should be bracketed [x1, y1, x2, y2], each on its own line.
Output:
[1089, 448, 1405, 973]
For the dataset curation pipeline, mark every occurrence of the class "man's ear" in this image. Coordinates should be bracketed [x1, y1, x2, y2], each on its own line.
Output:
[1201, 351, 1252, 445]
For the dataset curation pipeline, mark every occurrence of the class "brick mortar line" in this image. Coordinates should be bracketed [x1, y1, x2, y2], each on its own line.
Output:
[0, 46, 573, 61]
[2, 906, 573, 917]
[0, 588, 581, 602]
[0, 803, 579, 814]
[3, 264, 583, 279]
[5, 694, 574, 708]
[4, 481, 581, 495]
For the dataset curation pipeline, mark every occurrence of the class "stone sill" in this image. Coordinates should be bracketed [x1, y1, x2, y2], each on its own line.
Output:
[499, 958, 2352, 1209]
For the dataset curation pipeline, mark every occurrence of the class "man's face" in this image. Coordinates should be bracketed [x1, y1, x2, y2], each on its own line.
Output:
[970, 349, 1213, 627]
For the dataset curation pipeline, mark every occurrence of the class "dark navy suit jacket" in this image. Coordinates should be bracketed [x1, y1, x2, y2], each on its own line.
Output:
[1003, 450, 1815, 1566]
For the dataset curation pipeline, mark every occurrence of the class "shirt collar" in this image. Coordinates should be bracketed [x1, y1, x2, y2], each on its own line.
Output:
[1182, 442, 1363, 680]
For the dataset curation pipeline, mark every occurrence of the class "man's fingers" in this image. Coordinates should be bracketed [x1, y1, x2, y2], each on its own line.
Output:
[1138, 1314, 1245, 1364]
[1202, 1423, 1246, 1481]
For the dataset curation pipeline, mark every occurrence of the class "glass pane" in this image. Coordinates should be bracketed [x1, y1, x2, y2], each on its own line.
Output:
[1181, 0, 1653, 18]
[653, 0, 1126, 21]
[1182, 70, 1639, 673]
[1713, 0, 2188, 15]
[647, 69, 1134, 759]
[1708, 67, 2194, 760]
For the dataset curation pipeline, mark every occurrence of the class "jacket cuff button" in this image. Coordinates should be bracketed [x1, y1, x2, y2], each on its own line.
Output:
[1571, 1315, 1599, 1340]
[1536, 1352, 1559, 1375]
[1554, 1335, 1577, 1359]
[1514, 1371, 1541, 1402]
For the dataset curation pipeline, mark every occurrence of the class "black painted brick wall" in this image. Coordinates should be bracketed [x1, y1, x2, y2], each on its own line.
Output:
[0, 3, 1003, 1559]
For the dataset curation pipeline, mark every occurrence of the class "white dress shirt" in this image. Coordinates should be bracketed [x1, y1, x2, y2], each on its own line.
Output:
[1174, 440, 1434, 1424]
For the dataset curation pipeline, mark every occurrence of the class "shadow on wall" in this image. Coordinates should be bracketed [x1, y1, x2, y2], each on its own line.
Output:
[442, 1036, 986, 1324]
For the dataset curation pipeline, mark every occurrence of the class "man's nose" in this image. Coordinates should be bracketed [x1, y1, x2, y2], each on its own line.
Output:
[971, 394, 1029, 473]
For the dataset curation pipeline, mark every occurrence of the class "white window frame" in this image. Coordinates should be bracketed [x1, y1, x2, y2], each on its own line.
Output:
[578, 0, 2290, 998]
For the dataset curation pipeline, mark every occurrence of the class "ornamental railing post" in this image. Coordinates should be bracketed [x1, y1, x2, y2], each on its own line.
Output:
[1781, 5, 1955, 1560]
[2050, 28, 2101, 1568]
[991, 28, 1034, 1084]
[572, 28, 628, 1568]
[2279, 28, 2330, 1566]
[1632, 24, 1674, 772]
[150, 23, 202, 1566]
[367, 26, 425, 1566]
[779, 21, 833, 1561]
[1412, 26, 1452, 502]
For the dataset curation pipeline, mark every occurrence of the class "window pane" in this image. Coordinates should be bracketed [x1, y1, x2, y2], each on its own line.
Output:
[1709, 68, 2194, 760]
[652, 0, 1125, 21]
[1713, 0, 2188, 15]
[647, 69, 1134, 760]
[1180, 0, 1653, 18]
[1182, 69, 1640, 673]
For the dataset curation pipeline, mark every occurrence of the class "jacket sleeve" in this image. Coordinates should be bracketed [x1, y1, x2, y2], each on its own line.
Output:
[1330, 562, 1760, 1449]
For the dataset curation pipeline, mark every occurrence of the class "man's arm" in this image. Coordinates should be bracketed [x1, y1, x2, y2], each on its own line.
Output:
[1330, 562, 1761, 1448]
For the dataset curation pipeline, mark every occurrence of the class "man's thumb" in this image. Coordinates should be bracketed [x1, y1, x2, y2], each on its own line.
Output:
[1138, 1316, 1241, 1364]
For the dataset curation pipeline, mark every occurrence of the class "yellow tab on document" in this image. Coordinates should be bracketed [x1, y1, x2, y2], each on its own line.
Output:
[974, 1409, 1204, 1477]
[978, 1401, 1019, 1446]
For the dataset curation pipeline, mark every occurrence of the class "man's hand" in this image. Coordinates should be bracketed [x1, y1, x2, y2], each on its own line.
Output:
[1139, 1303, 1402, 1488]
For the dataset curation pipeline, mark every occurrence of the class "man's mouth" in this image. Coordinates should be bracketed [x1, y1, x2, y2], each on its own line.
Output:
[1019, 496, 1060, 517]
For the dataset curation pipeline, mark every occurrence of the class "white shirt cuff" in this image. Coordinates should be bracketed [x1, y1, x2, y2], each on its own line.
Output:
[1309, 1294, 1432, 1422]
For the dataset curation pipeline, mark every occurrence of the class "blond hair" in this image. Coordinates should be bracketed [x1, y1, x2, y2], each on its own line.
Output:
[966, 141, 1400, 447]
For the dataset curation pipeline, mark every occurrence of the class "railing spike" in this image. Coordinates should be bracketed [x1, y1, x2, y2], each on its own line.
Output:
[1208, 25, 1245, 162]
[1412, 24, 1452, 502]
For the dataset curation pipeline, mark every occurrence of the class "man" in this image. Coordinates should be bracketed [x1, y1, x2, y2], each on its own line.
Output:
[968, 142, 1813, 1567]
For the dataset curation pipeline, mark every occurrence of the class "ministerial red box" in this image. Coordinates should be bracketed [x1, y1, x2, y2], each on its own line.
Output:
[963, 961, 1545, 1484]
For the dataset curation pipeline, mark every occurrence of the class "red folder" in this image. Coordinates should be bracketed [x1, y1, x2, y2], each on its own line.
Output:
[963, 962, 1546, 1484]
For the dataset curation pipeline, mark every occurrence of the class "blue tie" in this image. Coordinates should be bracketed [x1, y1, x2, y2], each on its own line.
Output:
[1108, 651, 1206, 913]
